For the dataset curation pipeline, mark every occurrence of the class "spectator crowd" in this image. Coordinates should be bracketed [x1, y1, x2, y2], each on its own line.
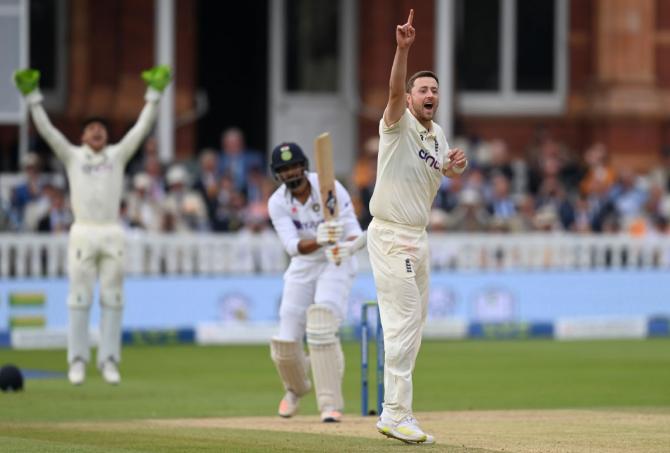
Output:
[3, 126, 670, 238]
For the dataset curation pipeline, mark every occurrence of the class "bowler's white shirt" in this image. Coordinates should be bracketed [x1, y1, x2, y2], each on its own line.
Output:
[369, 109, 449, 228]
[268, 172, 362, 261]
[27, 89, 160, 225]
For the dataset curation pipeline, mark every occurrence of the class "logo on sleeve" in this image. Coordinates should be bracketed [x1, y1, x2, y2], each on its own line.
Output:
[405, 258, 413, 273]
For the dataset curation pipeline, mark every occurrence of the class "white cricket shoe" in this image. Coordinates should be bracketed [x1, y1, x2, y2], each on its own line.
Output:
[100, 359, 121, 385]
[278, 391, 300, 418]
[376, 415, 434, 444]
[68, 359, 86, 386]
[320, 407, 342, 423]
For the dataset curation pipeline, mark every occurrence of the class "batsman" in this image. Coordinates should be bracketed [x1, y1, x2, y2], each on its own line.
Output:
[267, 141, 365, 422]
[13, 65, 172, 385]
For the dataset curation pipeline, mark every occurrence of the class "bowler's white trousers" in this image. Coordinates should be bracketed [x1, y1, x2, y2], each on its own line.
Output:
[67, 223, 125, 367]
[367, 217, 430, 421]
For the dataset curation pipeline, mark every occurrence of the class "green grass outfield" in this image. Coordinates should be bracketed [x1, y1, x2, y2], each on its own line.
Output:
[1, 339, 669, 452]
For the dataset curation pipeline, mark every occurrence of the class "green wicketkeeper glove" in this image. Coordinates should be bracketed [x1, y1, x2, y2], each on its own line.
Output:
[13, 68, 41, 96]
[141, 65, 172, 92]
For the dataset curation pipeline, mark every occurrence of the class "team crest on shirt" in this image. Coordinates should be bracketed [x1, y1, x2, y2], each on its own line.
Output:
[82, 160, 114, 174]
[312, 203, 320, 212]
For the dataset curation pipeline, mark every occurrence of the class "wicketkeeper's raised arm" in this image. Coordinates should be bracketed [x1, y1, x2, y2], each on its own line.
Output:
[14, 69, 73, 163]
[117, 65, 172, 163]
[384, 9, 415, 127]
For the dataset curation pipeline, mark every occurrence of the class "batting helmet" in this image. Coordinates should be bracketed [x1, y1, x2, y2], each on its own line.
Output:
[0, 364, 24, 392]
[270, 143, 309, 189]
[270, 143, 308, 174]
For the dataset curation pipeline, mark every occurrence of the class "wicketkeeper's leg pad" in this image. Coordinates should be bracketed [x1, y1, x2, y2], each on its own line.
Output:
[66, 244, 94, 363]
[306, 305, 345, 411]
[270, 338, 312, 397]
[67, 307, 91, 364]
[96, 253, 125, 367]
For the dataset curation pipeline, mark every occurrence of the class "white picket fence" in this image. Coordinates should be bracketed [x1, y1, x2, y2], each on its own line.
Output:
[1, 232, 669, 278]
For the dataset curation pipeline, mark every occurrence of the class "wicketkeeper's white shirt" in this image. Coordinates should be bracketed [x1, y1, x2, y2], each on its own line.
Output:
[27, 88, 161, 225]
[268, 172, 362, 260]
[369, 109, 449, 228]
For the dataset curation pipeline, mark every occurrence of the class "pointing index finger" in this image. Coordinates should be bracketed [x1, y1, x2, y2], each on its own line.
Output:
[407, 9, 414, 26]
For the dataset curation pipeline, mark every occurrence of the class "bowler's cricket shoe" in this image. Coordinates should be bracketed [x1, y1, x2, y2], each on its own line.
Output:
[278, 391, 301, 418]
[100, 359, 121, 385]
[320, 407, 342, 423]
[376, 415, 435, 444]
[68, 359, 86, 385]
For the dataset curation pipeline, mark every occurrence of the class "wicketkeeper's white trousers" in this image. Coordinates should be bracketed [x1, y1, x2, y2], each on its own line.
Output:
[367, 217, 430, 421]
[67, 223, 125, 367]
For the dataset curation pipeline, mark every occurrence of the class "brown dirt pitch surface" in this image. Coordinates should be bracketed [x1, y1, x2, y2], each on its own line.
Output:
[147, 408, 670, 452]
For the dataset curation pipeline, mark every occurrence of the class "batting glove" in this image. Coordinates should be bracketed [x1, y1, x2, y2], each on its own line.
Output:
[325, 241, 353, 265]
[316, 220, 344, 246]
[141, 65, 172, 92]
[13, 68, 40, 96]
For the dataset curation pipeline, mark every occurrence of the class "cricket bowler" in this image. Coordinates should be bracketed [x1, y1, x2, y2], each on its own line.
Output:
[367, 9, 468, 444]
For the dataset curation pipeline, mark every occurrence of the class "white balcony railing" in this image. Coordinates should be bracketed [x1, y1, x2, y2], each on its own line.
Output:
[1, 232, 669, 279]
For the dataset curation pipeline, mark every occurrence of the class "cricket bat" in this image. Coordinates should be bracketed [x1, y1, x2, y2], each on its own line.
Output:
[314, 132, 339, 220]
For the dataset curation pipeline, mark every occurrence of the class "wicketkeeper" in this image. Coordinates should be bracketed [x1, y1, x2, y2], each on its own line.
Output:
[13, 65, 172, 385]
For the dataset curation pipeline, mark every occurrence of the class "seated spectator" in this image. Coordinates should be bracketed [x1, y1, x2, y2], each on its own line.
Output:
[10, 152, 47, 229]
[536, 177, 575, 230]
[572, 195, 593, 234]
[127, 135, 158, 176]
[434, 176, 463, 214]
[209, 175, 246, 232]
[37, 182, 73, 233]
[580, 143, 616, 196]
[245, 165, 269, 205]
[446, 188, 490, 232]
[483, 139, 515, 182]
[610, 168, 648, 229]
[162, 165, 209, 233]
[143, 153, 167, 203]
[22, 174, 67, 231]
[645, 183, 670, 225]
[526, 129, 580, 194]
[509, 194, 537, 232]
[585, 176, 617, 232]
[193, 149, 221, 226]
[649, 146, 670, 193]
[218, 127, 264, 194]
[125, 172, 165, 232]
[486, 172, 517, 222]
[624, 182, 668, 238]
[462, 166, 487, 196]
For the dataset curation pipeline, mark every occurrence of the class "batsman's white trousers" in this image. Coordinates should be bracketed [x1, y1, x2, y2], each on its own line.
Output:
[67, 223, 125, 366]
[276, 257, 358, 342]
[367, 217, 430, 421]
